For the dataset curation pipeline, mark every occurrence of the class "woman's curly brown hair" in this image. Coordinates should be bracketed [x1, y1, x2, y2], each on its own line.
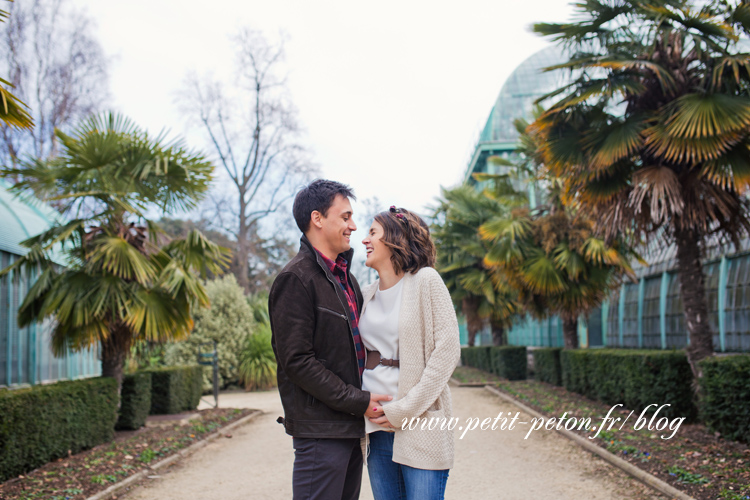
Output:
[374, 207, 436, 275]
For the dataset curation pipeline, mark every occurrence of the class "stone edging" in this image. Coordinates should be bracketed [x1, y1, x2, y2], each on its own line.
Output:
[483, 385, 696, 500]
[86, 409, 263, 500]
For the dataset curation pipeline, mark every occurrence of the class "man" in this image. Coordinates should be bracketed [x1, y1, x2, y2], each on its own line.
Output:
[269, 179, 391, 500]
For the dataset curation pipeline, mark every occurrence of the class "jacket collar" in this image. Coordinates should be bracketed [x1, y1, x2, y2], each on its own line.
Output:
[299, 234, 355, 277]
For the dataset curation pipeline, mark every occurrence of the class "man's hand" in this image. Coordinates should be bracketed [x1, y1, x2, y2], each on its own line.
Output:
[369, 415, 394, 428]
[364, 393, 392, 418]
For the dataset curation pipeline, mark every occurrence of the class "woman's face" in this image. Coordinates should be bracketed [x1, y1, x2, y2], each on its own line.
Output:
[362, 220, 392, 271]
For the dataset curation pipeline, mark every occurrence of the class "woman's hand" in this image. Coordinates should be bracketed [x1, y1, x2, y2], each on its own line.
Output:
[364, 394, 392, 418]
[369, 415, 395, 428]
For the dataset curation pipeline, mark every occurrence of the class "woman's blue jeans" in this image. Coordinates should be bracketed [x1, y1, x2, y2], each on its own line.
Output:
[367, 431, 449, 500]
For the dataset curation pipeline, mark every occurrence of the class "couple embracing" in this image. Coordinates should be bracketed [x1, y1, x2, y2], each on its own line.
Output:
[269, 179, 461, 500]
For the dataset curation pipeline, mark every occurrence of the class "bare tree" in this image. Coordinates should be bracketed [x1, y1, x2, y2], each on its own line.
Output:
[0, 0, 108, 170]
[178, 28, 315, 294]
[350, 196, 383, 284]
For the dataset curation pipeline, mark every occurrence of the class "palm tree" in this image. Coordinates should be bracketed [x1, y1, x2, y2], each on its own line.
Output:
[477, 114, 637, 349]
[481, 191, 637, 348]
[432, 184, 519, 346]
[0, 3, 33, 130]
[0, 113, 231, 392]
[530, 0, 750, 374]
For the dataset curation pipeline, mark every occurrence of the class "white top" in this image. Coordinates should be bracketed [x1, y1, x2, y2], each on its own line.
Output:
[360, 277, 403, 434]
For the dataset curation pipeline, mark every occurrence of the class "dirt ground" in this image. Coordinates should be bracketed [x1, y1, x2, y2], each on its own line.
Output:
[121, 386, 667, 500]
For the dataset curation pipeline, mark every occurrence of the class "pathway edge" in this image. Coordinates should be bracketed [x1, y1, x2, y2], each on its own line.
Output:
[483, 385, 695, 500]
[86, 409, 263, 500]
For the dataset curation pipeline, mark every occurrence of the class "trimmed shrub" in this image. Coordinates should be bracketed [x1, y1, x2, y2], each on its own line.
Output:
[561, 349, 590, 395]
[460, 347, 476, 369]
[533, 348, 562, 386]
[477, 346, 493, 372]
[0, 377, 118, 482]
[164, 275, 257, 391]
[116, 372, 152, 430]
[699, 355, 750, 443]
[144, 365, 203, 415]
[561, 349, 695, 420]
[460, 347, 486, 371]
[490, 346, 527, 380]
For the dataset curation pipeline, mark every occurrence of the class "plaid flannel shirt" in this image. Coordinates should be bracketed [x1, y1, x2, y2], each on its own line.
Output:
[315, 249, 366, 377]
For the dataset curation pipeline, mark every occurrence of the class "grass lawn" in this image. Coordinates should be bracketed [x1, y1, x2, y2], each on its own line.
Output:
[453, 366, 750, 500]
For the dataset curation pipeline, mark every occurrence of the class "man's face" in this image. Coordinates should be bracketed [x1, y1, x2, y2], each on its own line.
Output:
[319, 194, 357, 255]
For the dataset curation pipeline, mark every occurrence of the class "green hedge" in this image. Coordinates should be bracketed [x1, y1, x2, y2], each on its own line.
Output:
[0, 377, 118, 482]
[699, 355, 750, 443]
[460, 346, 527, 380]
[533, 348, 562, 386]
[490, 346, 527, 380]
[143, 365, 203, 415]
[116, 372, 153, 430]
[461, 346, 493, 373]
[561, 349, 695, 420]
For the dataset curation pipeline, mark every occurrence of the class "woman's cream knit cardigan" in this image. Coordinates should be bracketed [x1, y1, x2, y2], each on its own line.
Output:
[361, 266, 461, 470]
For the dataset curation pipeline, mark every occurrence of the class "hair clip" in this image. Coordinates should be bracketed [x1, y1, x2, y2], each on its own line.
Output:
[390, 206, 397, 213]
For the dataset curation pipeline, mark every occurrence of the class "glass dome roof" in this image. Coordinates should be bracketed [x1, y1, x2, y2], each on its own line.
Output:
[0, 179, 67, 264]
[480, 45, 570, 144]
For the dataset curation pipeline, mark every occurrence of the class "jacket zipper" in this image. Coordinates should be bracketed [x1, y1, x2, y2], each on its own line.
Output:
[317, 306, 347, 320]
[321, 267, 363, 385]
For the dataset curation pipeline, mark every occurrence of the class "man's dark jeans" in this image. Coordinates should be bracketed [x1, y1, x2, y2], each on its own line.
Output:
[292, 437, 363, 500]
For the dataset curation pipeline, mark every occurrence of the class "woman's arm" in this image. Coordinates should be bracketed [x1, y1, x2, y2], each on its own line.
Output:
[381, 269, 461, 428]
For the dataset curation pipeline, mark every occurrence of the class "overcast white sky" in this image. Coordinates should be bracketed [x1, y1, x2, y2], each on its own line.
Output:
[72, 0, 575, 229]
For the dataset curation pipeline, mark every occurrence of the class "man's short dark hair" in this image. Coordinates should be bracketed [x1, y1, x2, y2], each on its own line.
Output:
[293, 179, 356, 233]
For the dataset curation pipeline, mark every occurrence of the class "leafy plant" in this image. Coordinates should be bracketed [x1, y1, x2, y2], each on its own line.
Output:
[138, 448, 156, 464]
[667, 465, 709, 485]
[238, 325, 277, 391]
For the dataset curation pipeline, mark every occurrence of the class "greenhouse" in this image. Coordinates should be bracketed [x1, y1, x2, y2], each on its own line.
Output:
[0, 179, 100, 388]
[464, 46, 750, 353]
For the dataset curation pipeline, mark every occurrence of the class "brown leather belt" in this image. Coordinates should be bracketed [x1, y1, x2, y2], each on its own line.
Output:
[365, 349, 400, 370]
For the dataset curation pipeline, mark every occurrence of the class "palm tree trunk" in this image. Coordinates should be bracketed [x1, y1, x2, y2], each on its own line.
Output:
[491, 318, 506, 346]
[101, 322, 131, 399]
[675, 227, 714, 378]
[462, 296, 482, 347]
[562, 316, 578, 349]
[101, 339, 125, 399]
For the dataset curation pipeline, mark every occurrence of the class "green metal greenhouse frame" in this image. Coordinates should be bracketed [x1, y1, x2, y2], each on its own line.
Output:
[0, 180, 101, 388]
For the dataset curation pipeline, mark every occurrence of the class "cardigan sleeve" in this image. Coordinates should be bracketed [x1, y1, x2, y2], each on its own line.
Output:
[382, 269, 461, 427]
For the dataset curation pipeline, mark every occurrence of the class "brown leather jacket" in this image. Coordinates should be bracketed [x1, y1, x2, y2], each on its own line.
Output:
[269, 235, 370, 438]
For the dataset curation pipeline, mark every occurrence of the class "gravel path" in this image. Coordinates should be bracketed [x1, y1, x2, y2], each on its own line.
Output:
[122, 386, 667, 500]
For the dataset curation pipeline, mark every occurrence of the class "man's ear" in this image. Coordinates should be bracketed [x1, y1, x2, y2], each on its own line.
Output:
[310, 210, 324, 230]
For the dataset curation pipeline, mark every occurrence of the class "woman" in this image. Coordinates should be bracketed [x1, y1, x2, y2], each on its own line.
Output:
[359, 206, 461, 500]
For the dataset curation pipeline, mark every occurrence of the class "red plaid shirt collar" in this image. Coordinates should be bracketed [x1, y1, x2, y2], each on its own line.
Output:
[315, 248, 349, 277]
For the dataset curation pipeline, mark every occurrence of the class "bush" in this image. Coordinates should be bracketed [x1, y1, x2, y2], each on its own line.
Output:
[238, 324, 277, 390]
[533, 348, 562, 386]
[0, 377, 118, 482]
[164, 275, 257, 390]
[699, 355, 750, 443]
[561, 349, 695, 420]
[490, 346, 527, 380]
[143, 365, 203, 415]
[477, 346, 493, 372]
[460, 346, 493, 372]
[116, 372, 152, 430]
